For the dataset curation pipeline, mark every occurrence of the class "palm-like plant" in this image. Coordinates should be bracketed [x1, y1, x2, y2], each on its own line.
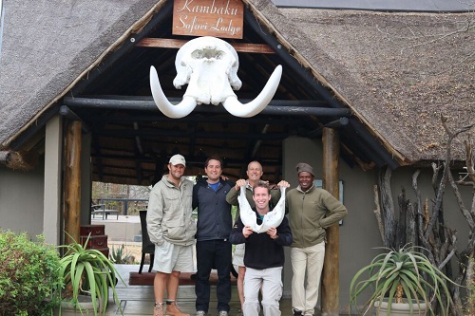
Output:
[58, 234, 124, 315]
[349, 245, 456, 315]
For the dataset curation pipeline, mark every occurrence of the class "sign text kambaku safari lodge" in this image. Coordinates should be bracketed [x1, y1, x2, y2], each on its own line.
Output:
[173, 0, 244, 39]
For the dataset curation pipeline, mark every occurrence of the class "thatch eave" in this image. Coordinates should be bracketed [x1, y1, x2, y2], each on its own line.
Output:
[0, 0, 164, 149]
[275, 7, 475, 162]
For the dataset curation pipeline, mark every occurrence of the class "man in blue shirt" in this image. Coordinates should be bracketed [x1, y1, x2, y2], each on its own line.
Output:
[193, 156, 234, 316]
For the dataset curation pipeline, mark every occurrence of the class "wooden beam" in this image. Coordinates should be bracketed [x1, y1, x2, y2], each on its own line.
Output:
[0, 150, 39, 171]
[0, 151, 10, 162]
[321, 127, 341, 316]
[63, 96, 346, 116]
[63, 121, 82, 245]
[136, 38, 275, 54]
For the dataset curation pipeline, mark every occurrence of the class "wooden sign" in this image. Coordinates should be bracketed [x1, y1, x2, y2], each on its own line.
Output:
[173, 0, 244, 39]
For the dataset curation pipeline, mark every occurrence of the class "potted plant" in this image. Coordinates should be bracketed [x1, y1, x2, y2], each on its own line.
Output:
[0, 230, 62, 315]
[56, 234, 124, 315]
[349, 245, 456, 316]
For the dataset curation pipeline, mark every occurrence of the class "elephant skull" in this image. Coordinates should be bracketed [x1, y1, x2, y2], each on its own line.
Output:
[150, 36, 282, 118]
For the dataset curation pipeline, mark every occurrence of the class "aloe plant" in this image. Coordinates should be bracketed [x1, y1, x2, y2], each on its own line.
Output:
[110, 244, 133, 264]
[58, 234, 125, 315]
[349, 245, 457, 315]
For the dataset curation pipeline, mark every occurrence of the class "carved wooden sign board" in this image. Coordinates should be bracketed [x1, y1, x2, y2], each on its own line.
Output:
[172, 0, 244, 39]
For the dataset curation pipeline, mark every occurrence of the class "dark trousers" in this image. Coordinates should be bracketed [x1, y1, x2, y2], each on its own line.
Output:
[195, 239, 232, 313]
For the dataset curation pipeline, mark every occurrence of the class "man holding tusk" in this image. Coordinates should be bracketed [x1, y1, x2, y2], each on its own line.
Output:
[226, 161, 289, 315]
[229, 182, 292, 316]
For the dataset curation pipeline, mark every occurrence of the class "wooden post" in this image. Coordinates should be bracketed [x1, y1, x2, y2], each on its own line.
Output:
[321, 127, 341, 316]
[63, 121, 82, 245]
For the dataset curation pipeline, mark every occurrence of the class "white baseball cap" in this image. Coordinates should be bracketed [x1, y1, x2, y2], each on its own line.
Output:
[169, 154, 186, 166]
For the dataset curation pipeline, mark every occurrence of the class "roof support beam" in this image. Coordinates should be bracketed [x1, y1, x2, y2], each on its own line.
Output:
[59, 106, 90, 133]
[63, 97, 352, 117]
[97, 129, 291, 140]
[63, 120, 82, 246]
[137, 38, 275, 54]
[322, 127, 342, 315]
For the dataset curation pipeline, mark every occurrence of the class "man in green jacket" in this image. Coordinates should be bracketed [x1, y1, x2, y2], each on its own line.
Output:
[286, 163, 348, 316]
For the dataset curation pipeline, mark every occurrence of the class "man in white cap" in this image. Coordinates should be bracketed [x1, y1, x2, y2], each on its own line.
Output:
[286, 162, 348, 316]
[147, 154, 196, 316]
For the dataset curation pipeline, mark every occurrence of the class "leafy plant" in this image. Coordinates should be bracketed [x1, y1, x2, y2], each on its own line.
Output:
[0, 230, 62, 315]
[109, 244, 133, 264]
[57, 234, 124, 315]
[350, 245, 456, 315]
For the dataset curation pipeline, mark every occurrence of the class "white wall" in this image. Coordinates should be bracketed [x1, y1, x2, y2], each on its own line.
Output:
[0, 162, 45, 236]
[1, 116, 95, 245]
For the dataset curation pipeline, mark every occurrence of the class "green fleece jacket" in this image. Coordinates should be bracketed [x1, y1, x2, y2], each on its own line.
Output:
[286, 185, 347, 248]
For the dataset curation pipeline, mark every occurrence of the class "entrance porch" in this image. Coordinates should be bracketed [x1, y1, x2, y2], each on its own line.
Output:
[111, 264, 295, 316]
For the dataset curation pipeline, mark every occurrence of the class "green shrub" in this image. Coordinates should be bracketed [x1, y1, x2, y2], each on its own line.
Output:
[0, 230, 62, 316]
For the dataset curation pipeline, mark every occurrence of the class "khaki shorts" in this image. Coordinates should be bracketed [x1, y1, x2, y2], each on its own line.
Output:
[232, 243, 245, 267]
[153, 240, 195, 274]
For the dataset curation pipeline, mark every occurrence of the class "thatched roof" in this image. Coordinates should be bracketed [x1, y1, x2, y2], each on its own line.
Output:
[0, 0, 161, 146]
[1, 0, 474, 183]
[247, 1, 475, 162]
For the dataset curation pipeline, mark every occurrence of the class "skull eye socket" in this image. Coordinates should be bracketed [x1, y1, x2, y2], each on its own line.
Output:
[191, 49, 225, 60]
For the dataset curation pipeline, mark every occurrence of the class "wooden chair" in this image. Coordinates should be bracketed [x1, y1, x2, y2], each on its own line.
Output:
[138, 210, 155, 273]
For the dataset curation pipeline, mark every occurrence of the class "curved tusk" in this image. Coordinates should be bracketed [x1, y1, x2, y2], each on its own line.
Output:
[150, 66, 197, 119]
[223, 65, 282, 118]
[238, 185, 287, 234]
